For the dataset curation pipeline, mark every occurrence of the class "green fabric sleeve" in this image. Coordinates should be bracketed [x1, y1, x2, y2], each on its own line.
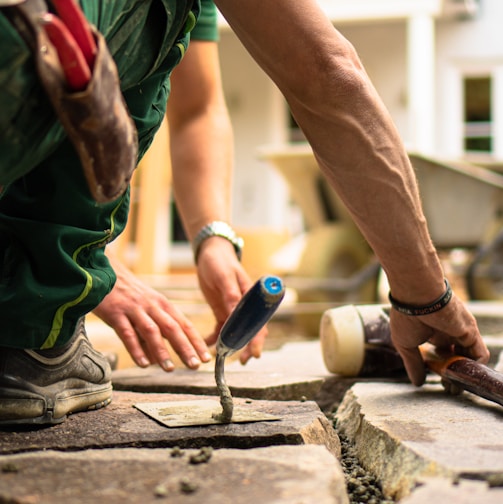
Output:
[191, 0, 218, 41]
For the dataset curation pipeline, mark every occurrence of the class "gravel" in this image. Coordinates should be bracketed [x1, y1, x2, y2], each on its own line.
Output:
[324, 410, 394, 504]
[338, 434, 395, 504]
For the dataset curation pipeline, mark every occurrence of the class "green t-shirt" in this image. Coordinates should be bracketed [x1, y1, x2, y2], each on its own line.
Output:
[192, 0, 219, 41]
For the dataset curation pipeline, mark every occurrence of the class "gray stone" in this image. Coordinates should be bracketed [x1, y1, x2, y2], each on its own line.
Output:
[112, 341, 330, 401]
[111, 341, 366, 413]
[0, 445, 348, 504]
[335, 381, 503, 500]
[112, 365, 325, 402]
[401, 477, 503, 504]
[0, 391, 340, 458]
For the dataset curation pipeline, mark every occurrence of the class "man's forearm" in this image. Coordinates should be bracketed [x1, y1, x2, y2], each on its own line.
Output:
[170, 104, 233, 241]
[215, 0, 445, 303]
[168, 41, 234, 242]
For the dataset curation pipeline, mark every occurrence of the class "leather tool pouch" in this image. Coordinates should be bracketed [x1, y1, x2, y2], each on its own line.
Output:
[4, 0, 138, 203]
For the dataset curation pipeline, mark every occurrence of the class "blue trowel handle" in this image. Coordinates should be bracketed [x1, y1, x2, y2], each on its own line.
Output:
[217, 275, 285, 355]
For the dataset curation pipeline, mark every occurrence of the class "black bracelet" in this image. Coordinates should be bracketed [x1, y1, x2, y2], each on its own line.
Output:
[388, 278, 452, 316]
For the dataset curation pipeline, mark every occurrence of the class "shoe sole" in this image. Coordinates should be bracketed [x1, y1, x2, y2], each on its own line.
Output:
[0, 384, 112, 426]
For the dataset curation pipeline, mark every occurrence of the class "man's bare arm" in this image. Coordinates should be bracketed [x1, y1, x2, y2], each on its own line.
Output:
[214, 0, 489, 383]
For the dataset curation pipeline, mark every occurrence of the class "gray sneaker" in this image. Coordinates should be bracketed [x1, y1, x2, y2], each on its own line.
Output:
[0, 318, 112, 426]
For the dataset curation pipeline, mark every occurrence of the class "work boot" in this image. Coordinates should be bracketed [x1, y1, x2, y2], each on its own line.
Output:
[0, 318, 112, 426]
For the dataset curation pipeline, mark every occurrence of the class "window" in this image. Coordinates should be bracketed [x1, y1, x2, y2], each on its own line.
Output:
[463, 76, 492, 153]
[288, 109, 307, 143]
[171, 200, 187, 242]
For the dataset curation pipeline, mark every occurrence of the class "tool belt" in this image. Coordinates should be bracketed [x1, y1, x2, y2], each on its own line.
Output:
[3, 0, 138, 203]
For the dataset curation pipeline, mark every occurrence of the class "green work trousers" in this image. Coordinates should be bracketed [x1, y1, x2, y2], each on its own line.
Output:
[0, 0, 199, 349]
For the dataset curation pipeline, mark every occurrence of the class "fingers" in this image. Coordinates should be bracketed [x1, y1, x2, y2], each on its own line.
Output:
[111, 315, 152, 369]
[441, 378, 463, 396]
[389, 294, 489, 386]
[427, 298, 490, 365]
[155, 308, 212, 368]
[454, 331, 491, 365]
[109, 311, 177, 371]
[394, 344, 427, 386]
[239, 328, 267, 364]
[132, 304, 212, 370]
[94, 291, 211, 371]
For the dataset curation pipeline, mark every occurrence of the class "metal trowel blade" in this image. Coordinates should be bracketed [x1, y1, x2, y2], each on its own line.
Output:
[134, 399, 280, 428]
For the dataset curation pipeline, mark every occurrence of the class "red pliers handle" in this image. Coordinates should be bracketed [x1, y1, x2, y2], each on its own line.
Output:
[41, 0, 97, 91]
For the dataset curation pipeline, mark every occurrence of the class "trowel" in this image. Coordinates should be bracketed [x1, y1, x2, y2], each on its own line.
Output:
[135, 275, 286, 427]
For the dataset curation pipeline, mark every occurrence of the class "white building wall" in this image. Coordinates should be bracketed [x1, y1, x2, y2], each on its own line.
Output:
[218, 31, 291, 229]
[436, 0, 503, 158]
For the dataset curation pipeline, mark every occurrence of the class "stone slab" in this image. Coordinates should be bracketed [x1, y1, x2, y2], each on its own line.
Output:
[0, 391, 340, 458]
[112, 366, 325, 402]
[0, 445, 348, 504]
[335, 380, 503, 500]
[111, 341, 328, 402]
[111, 332, 503, 416]
[110, 340, 364, 414]
[400, 477, 503, 504]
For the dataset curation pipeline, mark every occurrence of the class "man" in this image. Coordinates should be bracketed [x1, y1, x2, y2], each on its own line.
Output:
[0, 0, 267, 426]
[0, 0, 489, 426]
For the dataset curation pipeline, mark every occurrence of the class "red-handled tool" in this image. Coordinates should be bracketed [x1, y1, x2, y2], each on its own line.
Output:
[40, 0, 97, 91]
[40, 12, 91, 91]
[50, 0, 97, 69]
[421, 344, 503, 407]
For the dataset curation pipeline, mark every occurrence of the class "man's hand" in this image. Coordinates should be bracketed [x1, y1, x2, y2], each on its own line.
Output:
[93, 256, 212, 371]
[195, 237, 268, 364]
[390, 294, 490, 386]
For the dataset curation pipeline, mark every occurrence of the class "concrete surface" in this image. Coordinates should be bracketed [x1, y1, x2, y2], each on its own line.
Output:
[0, 445, 348, 504]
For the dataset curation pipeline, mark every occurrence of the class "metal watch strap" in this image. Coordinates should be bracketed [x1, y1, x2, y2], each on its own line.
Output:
[192, 221, 244, 263]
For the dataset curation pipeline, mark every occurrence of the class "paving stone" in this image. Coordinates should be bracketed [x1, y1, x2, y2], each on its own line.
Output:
[112, 341, 328, 402]
[111, 341, 366, 414]
[335, 381, 503, 501]
[0, 391, 340, 458]
[400, 477, 503, 504]
[0, 445, 348, 504]
[112, 366, 325, 402]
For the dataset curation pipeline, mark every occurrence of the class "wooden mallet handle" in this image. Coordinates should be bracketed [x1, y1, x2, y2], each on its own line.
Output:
[421, 344, 503, 407]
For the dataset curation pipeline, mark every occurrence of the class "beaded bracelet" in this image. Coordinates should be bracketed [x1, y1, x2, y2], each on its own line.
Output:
[388, 278, 452, 316]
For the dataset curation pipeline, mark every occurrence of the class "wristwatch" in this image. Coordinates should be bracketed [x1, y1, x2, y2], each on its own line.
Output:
[192, 221, 244, 263]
